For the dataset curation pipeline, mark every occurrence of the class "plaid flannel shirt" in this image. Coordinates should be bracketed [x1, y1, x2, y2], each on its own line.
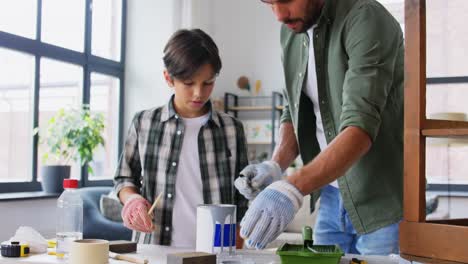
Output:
[114, 97, 249, 245]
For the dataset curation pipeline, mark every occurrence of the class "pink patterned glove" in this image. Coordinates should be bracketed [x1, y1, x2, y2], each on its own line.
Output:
[121, 194, 155, 233]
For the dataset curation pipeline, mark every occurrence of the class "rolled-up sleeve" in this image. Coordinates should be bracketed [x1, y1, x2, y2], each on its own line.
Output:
[114, 112, 143, 196]
[280, 90, 292, 124]
[339, 3, 403, 142]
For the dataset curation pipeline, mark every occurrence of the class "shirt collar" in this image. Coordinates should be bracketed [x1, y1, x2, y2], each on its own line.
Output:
[316, 0, 336, 27]
[160, 95, 221, 127]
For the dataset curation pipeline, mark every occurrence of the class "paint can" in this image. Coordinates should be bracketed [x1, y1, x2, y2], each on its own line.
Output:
[196, 204, 236, 255]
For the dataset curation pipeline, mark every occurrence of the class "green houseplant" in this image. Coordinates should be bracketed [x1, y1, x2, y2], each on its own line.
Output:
[36, 105, 105, 193]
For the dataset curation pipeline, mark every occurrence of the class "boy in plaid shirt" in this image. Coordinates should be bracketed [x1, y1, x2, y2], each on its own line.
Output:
[114, 29, 248, 247]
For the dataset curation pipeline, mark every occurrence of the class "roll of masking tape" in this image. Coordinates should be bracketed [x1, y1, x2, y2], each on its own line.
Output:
[69, 239, 109, 264]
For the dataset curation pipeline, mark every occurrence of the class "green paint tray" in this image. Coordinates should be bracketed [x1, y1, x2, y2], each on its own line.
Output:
[276, 244, 344, 264]
[276, 226, 344, 264]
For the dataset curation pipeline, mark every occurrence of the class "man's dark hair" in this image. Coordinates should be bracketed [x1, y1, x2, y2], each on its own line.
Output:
[163, 29, 222, 80]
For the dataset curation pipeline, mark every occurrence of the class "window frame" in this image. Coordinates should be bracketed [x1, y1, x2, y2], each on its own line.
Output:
[0, 0, 127, 192]
[426, 77, 468, 193]
[375, 1, 468, 193]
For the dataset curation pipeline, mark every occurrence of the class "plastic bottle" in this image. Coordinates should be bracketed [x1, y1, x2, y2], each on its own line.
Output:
[56, 179, 83, 256]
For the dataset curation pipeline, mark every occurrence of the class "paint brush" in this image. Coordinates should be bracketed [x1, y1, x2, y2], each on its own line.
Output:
[147, 191, 164, 216]
[109, 252, 148, 264]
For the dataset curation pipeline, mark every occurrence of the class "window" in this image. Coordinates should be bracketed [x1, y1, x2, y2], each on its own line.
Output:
[379, 0, 468, 192]
[38, 58, 83, 181]
[426, 0, 468, 77]
[0, 0, 126, 193]
[425, 1, 468, 189]
[89, 73, 120, 180]
[92, 0, 122, 61]
[0, 48, 34, 183]
[0, 1, 37, 39]
[41, 0, 85, 52]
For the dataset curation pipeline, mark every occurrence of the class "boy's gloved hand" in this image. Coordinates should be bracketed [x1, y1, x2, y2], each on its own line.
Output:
[121, 194, 155, 233]
[234, 160, 283, 200]
[240, 180, 303, 249]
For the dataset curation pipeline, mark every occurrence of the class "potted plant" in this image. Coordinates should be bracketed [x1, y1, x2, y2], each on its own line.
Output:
[35, 105, 105, 193]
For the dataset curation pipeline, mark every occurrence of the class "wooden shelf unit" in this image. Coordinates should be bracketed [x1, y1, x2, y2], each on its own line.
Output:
[422, 119, 468, 137]
[224, 92, 283, 153]
[400, 1, 468, 263]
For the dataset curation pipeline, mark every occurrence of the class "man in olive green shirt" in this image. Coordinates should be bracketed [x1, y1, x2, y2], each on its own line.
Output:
[235, 0, 403, 254]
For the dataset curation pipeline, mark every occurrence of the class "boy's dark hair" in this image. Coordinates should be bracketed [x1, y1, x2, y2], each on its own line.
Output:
[163, 29, 222, 80]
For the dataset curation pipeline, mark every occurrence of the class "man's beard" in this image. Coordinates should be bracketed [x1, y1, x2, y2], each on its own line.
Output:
[285, 1, 322, 33]
[285, 17, 316, 33]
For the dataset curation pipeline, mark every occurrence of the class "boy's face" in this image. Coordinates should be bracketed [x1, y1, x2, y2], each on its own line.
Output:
[164, 63, 216, 118]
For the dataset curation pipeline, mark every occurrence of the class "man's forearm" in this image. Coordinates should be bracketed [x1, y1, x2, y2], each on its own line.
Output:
[288, 126, 372, 195]
[272, 122, 299, 171]
[236, 225, 244, 249]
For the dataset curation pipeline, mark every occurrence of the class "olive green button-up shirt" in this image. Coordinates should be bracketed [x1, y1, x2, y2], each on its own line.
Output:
[280, 0, 404, 234]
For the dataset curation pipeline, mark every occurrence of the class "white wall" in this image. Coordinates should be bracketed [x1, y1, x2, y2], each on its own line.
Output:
[210, 0, 284, 98]
[123, 0, 177, 130]
[0, 199, 57, 241]
[192, 0, 285, 99]
[123, 0, 285, 128]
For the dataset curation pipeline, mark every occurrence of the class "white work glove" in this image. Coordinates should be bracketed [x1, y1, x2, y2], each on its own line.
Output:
[234, 160, 283, 200]
[240, 180, 303, 249]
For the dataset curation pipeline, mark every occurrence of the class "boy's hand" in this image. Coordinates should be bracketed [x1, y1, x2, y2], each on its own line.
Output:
[121, 194, 155, 233]
[234, 161, 282, 200]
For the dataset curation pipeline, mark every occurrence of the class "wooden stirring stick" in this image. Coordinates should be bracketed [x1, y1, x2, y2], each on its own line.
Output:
[147, 191, 164, 216]
[109, 252, 148, 264]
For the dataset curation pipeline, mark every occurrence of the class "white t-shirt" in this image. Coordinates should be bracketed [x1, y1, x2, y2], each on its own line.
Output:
[171, 113, 209, 248]
[304, 26, 338, 188]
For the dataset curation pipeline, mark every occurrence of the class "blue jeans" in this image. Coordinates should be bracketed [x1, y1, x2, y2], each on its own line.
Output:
[313, 185, 400, 255]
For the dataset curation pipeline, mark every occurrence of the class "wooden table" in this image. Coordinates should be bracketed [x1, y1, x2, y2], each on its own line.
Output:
[0, 245, 410, 264]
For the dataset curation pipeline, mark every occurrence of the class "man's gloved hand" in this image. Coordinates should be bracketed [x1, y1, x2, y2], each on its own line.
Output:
[121, 194, 155, 233]
[240, 180, 303, 249]
[234, 160, 283, 200]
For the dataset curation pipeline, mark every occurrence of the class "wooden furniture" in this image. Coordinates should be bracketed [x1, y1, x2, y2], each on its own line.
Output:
[224, 92, 283, 153]
[400, 0, 468, 263]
